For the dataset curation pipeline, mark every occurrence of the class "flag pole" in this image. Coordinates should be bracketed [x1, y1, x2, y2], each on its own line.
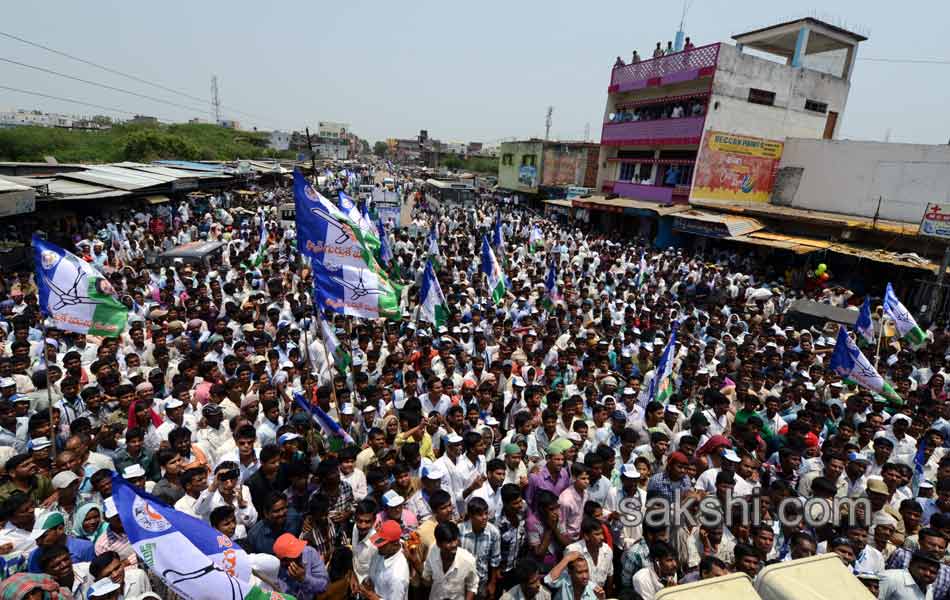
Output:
[42, 318, 56, 459]
[874, 314, 888, 369]
[317, 314, 341, 411]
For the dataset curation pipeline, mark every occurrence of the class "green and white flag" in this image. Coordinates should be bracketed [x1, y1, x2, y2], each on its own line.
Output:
[481, 235, 507, 305]
[830, 326, 902, 403]
[420, 261, 448, 328]
[320, 316, 351, 373]
[251, 211, 267, 267]
[33, 235, 128, 337]
[529, 224, 543, 254]
[884, 282, 927, 348]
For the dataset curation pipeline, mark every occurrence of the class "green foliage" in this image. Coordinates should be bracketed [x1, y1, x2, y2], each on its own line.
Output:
[440, 155, 497, 175]
[373, 141, 389, 157]
[0, 123, 296, 163]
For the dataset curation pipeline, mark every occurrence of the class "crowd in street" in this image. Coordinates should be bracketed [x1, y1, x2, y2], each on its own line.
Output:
[0, 161, 947, 600]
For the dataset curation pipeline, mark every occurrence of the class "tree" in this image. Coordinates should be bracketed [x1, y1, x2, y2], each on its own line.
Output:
[373, 141, 389, 157]
[121, 130, 200, 162]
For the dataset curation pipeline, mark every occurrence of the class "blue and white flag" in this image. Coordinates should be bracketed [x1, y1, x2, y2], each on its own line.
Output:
[293, 392, 354, 444]
[544, 262, 561, 308]
[635, 252, 648, 288]
[481, 235, 507, 305]
[492, 213, 505, 256]
[647, 321, 679, 406]
[33, 236, 128, 337]
[829, 326, 901, 403]
[376, 217, 393, 265]
[311, 258, 401, 320]
[250, 211, 267, 267]
[111, 474, 254, 600]
[339, 191, 380, 252]
[884, 282, 927, 348]
[855, 296, 875, 344]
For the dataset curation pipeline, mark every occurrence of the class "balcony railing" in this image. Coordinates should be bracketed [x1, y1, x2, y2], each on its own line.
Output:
[601, 115, 705, 146]
[609, 43, 720, 93]
[603, 180, 691, 204]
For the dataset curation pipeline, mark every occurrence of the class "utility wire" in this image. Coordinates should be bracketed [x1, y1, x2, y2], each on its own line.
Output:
[859, 57, 950, 65]
[0, 29, 274, 124]
[0, 84, 176, 122]
[0, 57, 212, 117]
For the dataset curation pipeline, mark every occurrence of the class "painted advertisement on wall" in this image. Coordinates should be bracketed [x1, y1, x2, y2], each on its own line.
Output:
[919, 203, 950, 239]
[691, 131, 784, 203]
[518, 165, 538, 189]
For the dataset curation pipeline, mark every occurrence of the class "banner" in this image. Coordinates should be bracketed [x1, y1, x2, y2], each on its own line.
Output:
[691, 130, 784, 203]
[111, 475, 254, 600]
[919, 203, 950, 239]
[33, 236, 128, 337]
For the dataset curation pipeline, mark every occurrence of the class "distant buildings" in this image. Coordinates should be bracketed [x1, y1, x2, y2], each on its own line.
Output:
[0, 109, 112, 130]
[268, 131, 291, 151]
[498, 140, 599, 195]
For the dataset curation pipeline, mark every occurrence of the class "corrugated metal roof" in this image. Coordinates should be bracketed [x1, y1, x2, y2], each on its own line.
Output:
[114, 162, 219, 180]
[544, 199, 574, 208]
[574, 195, 688, 216]
[60, 166, 172, 190]
[691, 199, 919, 237]
[0, 175, 51, 189]
[153, 160, 228, 173]
[44, 178, 130, 200]
[0, 178, 31, 193]
[675, 209, 765, 237]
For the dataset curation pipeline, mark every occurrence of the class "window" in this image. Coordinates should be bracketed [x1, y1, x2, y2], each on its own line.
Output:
[619, 163, 637, 181]
[521, 154, 537, 167]
[747, 88, 775, 106]
[501, 154, 513, 166]
[805, 99, 828, 113]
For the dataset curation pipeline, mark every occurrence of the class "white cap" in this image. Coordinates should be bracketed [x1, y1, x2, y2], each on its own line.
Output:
[622, 387, 636, 396]
[123, 464, 146, 479]
[89, 578, 122, 598]
[722, 449, 741, 463]
[51, 471, 80, 489]
[421, 463, 446, 480]
[382, 490, 406, 507]
[165, 398, 185, 410]
[620, 463, 641, 479]
[29, 436, 52, 451]
[340, 403, 354, 415]
[0, 378, 15, 388]
[445, 433, 464, 445]
[104, 497, 118, 519]
[485, 416, 500, 426]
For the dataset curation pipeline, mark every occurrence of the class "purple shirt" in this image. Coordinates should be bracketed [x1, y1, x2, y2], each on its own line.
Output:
[525, 465, 570, 510]
[558, 486, 589, 542]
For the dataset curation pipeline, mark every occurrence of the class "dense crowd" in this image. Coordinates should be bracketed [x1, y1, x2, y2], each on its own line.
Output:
[0, 163, 946, 600]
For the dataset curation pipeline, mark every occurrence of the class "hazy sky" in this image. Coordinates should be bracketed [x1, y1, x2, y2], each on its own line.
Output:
[1, 0, 947, 145]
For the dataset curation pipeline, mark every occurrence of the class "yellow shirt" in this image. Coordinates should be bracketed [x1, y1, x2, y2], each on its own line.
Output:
[395, 431, 435, 461]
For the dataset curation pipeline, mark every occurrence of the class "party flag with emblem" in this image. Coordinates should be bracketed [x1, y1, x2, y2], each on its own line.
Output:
[111, 474, 254, 600]
[635, 252, 648, 288]
[830, 326, 902, 403]
[320, 316, 351, 373]
[884, 282, 927, 349]
[33, 235, 128, 337]
[427, 224, 441, 270]
[855, 296, 876, 345]
[311, 257, 401, 320]
[529, 224, 544, 254]
[648, 321, 679, 406]
[251, 211, 267, 267]
[420, 261, 448, 328]
[481, 235, 507, 305]
[544, 262, 561, 309]
[293, 391, 354, 445]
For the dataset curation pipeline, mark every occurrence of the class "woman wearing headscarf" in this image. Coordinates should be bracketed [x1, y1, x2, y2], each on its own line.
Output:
[72, 503, 108, 543]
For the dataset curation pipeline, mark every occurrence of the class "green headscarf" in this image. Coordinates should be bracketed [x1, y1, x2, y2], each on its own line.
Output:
[72, 502, 108, 542]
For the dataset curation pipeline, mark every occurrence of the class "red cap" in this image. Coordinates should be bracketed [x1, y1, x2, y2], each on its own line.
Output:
[804, 432, 819, 448]
[370, 520, 403, 548]
[273, 533, 307, 559]
[668, 451, 689, 466]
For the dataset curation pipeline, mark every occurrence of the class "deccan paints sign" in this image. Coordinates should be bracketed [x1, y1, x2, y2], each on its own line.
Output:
[919, 203, 950, 239]
[691, 131, 784, 203]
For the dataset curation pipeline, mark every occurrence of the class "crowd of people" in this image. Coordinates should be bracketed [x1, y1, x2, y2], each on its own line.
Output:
[0, 161, 945, 600]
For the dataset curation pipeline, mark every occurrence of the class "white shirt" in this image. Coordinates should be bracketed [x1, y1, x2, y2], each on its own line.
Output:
[193, 485, 257, 539]
[422, 546, 480, 599]
[879, 568, 933, 600]
[368, 551, 410, 600]
[471, 482, 503, 520]
[565, 540, 614, 588]
[853, 544, 886, 575]
[350, 524, 378, 583]
[632, 564, 676, 600]
[342, 469, 368, 501]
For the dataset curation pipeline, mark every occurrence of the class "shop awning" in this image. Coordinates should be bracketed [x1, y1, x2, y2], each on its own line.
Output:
[727, 231, 830, 254]
[673, 209, 765, 238]
[574, 195, 687, 216]
[543, 199, 574, 208]
[0, 178, 36, 217]
[144, 195, 170, 205]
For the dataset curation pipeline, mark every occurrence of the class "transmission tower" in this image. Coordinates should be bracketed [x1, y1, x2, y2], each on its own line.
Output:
[545, 106, 553, 141]
[211, 75, 221, 124]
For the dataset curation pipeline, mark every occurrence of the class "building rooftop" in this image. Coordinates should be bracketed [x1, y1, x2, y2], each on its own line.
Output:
[732, 17, 867, 57]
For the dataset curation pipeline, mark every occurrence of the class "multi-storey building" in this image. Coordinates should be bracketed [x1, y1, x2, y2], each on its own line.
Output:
[596, 18, 866, 206]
